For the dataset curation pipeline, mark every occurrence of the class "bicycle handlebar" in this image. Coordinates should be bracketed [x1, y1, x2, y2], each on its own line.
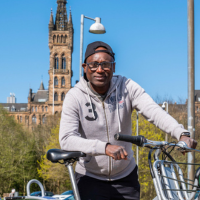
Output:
[114, 134, 200, 153]
[114, 134, 147, 147]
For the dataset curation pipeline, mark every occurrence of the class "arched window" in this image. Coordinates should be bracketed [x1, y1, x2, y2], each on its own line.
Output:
[62, 55, 66, 69]
[42, 115, 46, 124]
[32, 106, 34, 112]
[42, 106, 44, 112]
[45, 106, 48, 112]
[54, 92, 58, 101]
[61, 92, 65, 101]
[62, 35, 66, 43]
[57, 35, 61, 43]
[61, 35, 63, 43]
[54, 77, 58, 87]
[61, 77, 65, 86]
[20, 116, 22, 123]
[53, 35, 56, 43]
[35, 106, 37, 112]
[32, 115, 36, 124]
[54, 54, 59, 69]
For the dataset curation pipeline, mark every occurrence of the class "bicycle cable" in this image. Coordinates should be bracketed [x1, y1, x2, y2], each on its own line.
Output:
[162, 141, 176, 160]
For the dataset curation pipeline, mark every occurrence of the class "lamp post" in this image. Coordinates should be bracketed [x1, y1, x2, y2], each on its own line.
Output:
[187, 0, 195, 190]
[162, 102, 169, 142]
[79, 15, 106, 80]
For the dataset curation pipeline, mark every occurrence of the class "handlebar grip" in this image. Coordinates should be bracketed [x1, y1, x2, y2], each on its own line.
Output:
[114, 134, 147, 147]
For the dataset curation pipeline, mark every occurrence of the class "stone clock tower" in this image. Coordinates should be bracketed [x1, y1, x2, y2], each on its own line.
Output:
[0, 0, 74, 129]
[48, 0, 73, 113]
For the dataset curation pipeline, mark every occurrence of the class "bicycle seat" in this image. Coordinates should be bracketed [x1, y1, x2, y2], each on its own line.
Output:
[47, 149, 86, 163]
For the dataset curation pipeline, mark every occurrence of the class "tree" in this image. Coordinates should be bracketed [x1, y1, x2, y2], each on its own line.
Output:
[132, 110, 165, 199]
[0, 107, 40, 196]
[37, 124, 72, 194]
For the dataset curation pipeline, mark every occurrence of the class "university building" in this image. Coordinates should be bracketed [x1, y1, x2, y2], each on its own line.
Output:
[0, 0, 73, 130]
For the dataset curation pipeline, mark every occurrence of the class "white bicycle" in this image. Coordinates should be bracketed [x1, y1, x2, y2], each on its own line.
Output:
[46, 134, 200, 200]
[114, 134, 200, 200]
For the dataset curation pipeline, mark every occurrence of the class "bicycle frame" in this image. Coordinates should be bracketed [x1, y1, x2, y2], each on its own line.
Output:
[145, 142, 199, 200]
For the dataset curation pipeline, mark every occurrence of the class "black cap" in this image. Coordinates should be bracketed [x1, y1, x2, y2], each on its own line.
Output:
[84, 41, 115, 63]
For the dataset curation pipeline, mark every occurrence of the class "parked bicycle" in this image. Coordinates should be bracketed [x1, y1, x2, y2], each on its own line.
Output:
[46, 134, 200, 200]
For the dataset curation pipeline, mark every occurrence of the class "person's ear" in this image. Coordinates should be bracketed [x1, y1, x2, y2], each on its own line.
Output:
[82, 63, 87, 73]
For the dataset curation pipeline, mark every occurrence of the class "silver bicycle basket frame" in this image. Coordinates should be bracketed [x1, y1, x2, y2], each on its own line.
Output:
[153, 160, 198, 200]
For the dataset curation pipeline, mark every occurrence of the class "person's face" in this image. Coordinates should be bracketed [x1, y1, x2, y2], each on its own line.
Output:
[82, 47, 115, 88]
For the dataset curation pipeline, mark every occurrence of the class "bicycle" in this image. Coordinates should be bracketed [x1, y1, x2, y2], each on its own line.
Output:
[46, 134, 200, 200]
[114, 134, 200, 200]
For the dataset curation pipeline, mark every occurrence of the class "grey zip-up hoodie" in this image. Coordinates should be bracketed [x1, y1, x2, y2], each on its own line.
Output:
[59, 75, 188, 181]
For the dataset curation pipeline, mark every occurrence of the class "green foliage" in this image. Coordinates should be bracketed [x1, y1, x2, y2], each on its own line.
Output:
[37, 124, 72, 194]
[1, 102, 200, 199]
[132, 110, 165, 199]
[0, 107, 40, 196]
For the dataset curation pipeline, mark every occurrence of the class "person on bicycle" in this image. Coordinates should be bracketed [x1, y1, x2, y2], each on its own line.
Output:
[59, 41, 197, 200]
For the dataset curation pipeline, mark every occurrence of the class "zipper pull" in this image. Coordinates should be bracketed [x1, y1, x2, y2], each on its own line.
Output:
[102, 102, 105, 109]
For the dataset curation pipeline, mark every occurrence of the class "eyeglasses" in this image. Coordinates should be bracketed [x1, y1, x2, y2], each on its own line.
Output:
[86, 61, 115, 72]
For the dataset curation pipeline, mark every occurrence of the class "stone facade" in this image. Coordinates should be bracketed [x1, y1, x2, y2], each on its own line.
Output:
[0, 0, 73, 130]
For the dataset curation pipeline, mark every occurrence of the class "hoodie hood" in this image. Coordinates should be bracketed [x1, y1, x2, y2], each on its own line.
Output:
[74, 75, 123, 100]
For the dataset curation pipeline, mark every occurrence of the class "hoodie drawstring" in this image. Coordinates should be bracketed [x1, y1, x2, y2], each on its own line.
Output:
[86, 87, 95, 119]
[116, 86, 121, 133]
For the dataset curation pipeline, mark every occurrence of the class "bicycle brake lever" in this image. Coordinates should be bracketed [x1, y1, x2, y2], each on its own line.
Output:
[176, 141, 192, 152]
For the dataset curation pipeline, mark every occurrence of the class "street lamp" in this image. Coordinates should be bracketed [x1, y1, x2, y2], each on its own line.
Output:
[162, 101, 168, 113]
[162, 102, 169, 143]
[79, 15, 106, 80]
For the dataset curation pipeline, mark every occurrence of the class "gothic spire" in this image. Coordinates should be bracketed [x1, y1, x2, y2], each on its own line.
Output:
[55, 0, 68, 31]
[68, 7, 72, 24]
[49, 8, 54, 31]
[39, 81, 45, 90]
[49, 9, 54, 24]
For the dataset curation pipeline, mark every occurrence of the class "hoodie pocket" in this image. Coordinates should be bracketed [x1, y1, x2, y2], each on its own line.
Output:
[79, 155, 109, 176]
[79, 155, 92, 166]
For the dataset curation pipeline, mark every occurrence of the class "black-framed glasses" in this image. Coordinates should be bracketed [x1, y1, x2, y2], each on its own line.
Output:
[86, 61, 115, 72]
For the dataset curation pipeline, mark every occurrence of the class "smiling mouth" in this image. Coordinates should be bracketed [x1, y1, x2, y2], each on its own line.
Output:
[95, 76, 106, 80]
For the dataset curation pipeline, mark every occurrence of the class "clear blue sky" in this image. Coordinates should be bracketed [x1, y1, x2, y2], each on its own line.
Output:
[0, 0, 200, 103]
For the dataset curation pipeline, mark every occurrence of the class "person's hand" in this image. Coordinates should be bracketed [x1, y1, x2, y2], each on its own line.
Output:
[179, 136, 197, 155]
[105, 144, 128, 160]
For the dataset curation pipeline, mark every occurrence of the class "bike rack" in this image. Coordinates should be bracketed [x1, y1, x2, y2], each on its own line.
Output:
[26, 179, 45, 197]
[4, 179, 56, 200]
